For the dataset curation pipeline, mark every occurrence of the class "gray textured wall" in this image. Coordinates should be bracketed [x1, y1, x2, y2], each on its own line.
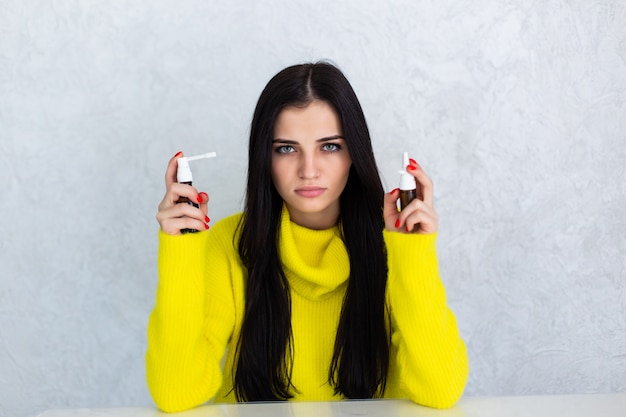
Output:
[1, 1, 625, 417]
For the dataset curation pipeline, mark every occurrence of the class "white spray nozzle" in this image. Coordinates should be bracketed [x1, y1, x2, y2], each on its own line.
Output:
[185, 152, 217, 162]
[398, 151, 416, 191]
[177, 152, 217, 183]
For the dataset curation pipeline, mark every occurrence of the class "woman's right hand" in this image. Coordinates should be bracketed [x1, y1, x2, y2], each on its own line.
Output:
[156, 151, 210, 235]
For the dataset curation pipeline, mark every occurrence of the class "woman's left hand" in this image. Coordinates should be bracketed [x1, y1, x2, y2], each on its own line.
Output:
[383, 158, 438, 234]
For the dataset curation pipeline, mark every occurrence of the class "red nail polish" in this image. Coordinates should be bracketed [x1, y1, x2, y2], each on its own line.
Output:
[407, 166, 416, 171]
[395, 219, 401, 228]
[409, 158, 417, 165]
[205, 223, 209, 230]
[174, 151, 182, 158]
[391, 188, 400, 194]
[196, 195, 203, 204]
[205, 216, 209, 223]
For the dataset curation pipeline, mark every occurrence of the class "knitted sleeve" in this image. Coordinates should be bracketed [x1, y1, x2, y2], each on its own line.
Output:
[146, 223, 237, 412]
[383, 231, 469, 409]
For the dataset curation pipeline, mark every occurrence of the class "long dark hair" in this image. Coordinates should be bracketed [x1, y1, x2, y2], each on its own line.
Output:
[234, 62, 389, 401]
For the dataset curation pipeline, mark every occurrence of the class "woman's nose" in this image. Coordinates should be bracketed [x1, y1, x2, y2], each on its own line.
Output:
[298, 153, 320, 179]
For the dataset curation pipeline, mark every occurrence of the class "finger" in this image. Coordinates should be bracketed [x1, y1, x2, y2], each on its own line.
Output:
[198, 191, 210, 220]
[407, 162, 434, 207]
[165, 151, 184, 187]
[157, 186, 204, 221]
[159, 182, 201, 211]
[157, 200, 197, 224]
[383, 188, 401, 230]
[174, 202, 210, 232]
[401, 199, 439, 233]
[404, 205, 438, 234]
[383, 188, 400, 216]
[196, 191, 209, 206]
[157, 202, 210, 234]
[160, 216, 210, 236]
[397, 198, 438, 233]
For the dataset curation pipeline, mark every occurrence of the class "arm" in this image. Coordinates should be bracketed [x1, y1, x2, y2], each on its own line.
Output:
[382, 156, 468, 408]
[384, 231, 468, 408]
[146, 229, 236, 412]
[147, 152, 236, 412]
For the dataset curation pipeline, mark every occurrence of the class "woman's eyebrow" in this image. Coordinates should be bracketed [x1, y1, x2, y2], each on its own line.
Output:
[317, 135, 344, 142]
[272, 135, 344, 144]
[272, 138, 298, 144]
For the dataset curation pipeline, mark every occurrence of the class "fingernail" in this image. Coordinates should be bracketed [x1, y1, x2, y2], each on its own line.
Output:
[205, 216, 210, 223]
[174, 151, 183, 157]
[196, 195, 203, 204]
[407, 166, 416, 171]
[391, 188, 399, 194]
[409, 158, 417, 165]
[395, 219, 401, 228]
[205, 223, 209, 230]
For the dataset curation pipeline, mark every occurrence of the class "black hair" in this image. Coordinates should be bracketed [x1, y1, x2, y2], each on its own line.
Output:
[234, 62, 389, 401]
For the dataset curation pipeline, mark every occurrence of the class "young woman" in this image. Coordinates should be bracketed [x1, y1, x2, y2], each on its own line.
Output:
[148, 62, 468, 413]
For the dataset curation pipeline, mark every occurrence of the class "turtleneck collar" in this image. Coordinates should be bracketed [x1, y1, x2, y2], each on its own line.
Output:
[278, 205, 350, 301]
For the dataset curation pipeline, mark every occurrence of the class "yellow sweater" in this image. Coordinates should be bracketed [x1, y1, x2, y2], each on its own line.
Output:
[147, 208, 468, 412]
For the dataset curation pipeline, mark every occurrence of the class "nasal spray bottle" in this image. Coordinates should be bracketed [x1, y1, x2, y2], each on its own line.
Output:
[398, 151, 418, 233]
[176, 152, 217, 234]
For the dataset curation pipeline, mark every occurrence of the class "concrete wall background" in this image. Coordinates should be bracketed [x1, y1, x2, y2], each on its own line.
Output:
[1, 1, 625, 416]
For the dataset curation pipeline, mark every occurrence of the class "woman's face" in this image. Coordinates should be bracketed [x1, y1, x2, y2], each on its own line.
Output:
[271, 100, 352, 230]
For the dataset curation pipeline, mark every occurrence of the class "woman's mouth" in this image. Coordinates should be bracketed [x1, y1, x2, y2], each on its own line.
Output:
[295, 186, 326, 198]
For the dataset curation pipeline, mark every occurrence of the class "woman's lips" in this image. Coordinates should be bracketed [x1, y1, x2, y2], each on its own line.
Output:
[295, 186, 326, 198]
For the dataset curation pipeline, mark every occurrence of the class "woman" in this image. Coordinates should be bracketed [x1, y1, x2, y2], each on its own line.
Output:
[148, 62, 468, 413]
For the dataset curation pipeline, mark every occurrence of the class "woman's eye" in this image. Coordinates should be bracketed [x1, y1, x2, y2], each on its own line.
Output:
[322, 143, 341, 152]
[275, 145, 295, 154]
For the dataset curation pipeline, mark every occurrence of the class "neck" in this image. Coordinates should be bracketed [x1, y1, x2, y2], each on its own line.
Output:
[285, 204, 339, 230]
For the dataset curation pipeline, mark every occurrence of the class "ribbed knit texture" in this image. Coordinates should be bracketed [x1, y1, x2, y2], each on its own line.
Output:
[146, 207, 468, 412]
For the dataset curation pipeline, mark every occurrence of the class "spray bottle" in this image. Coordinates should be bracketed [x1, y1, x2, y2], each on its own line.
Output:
[398, 151, 418, 233]
[176, 152, 217, 234]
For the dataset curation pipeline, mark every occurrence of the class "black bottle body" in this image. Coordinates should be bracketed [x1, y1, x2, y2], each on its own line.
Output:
[176, 181, 199, 234]
[400, 189, 418, 233]
[399, 189, 416, 211]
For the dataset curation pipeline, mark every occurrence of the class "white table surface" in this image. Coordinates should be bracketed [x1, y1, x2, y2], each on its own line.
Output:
[36, 393, 626, 417]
